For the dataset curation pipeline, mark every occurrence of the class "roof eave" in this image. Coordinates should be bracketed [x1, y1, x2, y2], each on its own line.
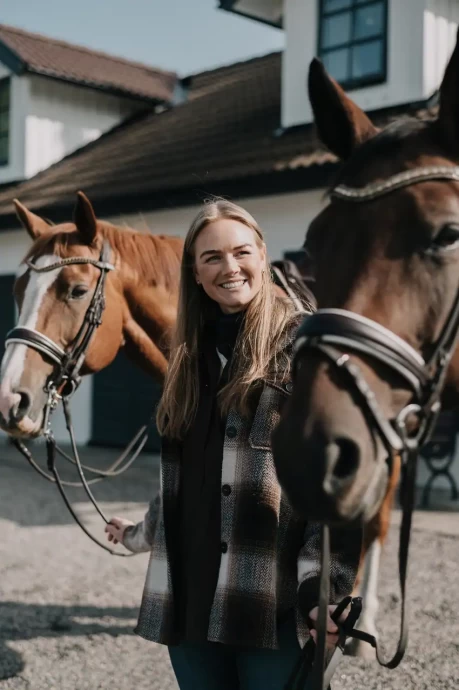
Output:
[0, 163, 337, 232]
[218, 1, 283, 29]
[0, 39, 27, 75]
[0, 39, 175, 104]
[25, 67, 175, 105]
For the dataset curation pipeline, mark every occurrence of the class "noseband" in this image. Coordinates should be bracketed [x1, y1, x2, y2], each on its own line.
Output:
[288, 166, 459, 690]
[5, 241, 114, 429]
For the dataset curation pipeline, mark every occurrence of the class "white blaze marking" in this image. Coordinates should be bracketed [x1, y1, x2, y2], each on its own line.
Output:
[1, 255, 62, 389]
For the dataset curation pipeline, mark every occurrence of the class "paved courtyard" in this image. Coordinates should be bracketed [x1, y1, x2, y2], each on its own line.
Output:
[1, 442, 459, 690]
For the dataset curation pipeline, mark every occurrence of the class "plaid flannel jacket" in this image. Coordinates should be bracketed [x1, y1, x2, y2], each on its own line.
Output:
[123, 318, 362, 649]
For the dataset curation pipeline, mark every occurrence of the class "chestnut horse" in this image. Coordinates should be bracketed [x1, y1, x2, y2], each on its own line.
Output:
[272, 25, 459, 657]
[0, 192, 182, 437]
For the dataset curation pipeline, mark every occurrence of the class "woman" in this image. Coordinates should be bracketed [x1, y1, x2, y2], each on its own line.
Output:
[106, 200, 361, 689]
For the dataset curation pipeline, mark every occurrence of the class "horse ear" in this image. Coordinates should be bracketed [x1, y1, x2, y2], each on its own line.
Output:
[74, 191, 97, 245]
[13, 199, 51, 240]
[308, 58, 379, 160]
[438, 28, 459, 150]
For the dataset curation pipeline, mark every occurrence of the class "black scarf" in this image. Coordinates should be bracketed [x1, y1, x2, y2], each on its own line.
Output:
[214, 310, 244, 362]
[177, 310, 244, 642]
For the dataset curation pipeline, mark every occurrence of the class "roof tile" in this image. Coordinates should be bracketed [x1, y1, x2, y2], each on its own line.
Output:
[0, 23, 177, 102]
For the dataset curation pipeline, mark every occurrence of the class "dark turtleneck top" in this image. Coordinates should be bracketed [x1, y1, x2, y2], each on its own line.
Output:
[177, 311, 243, 642]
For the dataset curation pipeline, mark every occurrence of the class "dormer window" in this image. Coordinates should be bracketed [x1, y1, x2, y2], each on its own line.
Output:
[318, 0, 388, 89]
[0, 78, 10, 166]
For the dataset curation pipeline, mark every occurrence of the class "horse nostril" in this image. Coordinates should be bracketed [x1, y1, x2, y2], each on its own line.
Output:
[323, 438, 360, 494]
[11, 389, 32, 422]
[332, 438, 360, 480]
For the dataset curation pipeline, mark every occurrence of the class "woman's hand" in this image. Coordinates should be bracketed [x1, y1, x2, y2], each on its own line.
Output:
[308, 604, 349, 649]
[105, 517, 134, 545]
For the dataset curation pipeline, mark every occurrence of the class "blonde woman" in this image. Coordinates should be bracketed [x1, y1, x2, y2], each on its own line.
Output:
[106, 200, 361, 690]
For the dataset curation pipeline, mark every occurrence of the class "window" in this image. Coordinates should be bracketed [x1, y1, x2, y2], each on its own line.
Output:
[0, 79, 10, 166]
[318, 0, 387, 89]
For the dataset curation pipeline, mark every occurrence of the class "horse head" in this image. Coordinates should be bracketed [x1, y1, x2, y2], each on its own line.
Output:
[273, 30, 459, 524]
[0, 192, 124, 438]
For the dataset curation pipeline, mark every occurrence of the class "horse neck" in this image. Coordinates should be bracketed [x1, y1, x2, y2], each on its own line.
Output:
[102, 223, 182, 380]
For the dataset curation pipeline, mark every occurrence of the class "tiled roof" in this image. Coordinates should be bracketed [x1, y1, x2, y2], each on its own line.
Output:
[0, 51, 438, 228]
[0, 23, 177, 103]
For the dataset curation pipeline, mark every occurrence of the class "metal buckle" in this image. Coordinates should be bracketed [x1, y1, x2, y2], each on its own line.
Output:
[394, 403, 424, 450]
[60, 376, 80, 400]
[43, 383, 61, 438]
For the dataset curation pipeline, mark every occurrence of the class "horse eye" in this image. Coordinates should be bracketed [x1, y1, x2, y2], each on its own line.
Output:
[431, 225, 459, 251]
[69, 285, 89, 300]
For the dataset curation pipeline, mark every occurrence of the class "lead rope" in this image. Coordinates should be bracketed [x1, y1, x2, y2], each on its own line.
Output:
[45, 431, 134, 557]
[285, 445, 418, 690]
[13, 420, 150, 488]
[13, 398, 154, 556]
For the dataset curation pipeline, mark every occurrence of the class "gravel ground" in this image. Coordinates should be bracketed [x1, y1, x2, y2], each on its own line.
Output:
[1, 442, 459, 690]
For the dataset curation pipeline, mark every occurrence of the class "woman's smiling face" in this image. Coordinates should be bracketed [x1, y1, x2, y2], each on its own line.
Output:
[193, 218, 266, 313]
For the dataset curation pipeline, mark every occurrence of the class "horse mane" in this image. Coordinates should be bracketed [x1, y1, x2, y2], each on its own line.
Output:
[100, 222, 182, 289]
[23, 221, 183, 290]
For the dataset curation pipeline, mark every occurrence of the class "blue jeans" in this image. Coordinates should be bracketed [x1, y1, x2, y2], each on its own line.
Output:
[168, 613, 302, 690]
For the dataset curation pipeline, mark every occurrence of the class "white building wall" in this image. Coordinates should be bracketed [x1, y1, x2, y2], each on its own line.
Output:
[282, 0, 426, 128]
[25, 75, 141, 179]
[113, 188, 327, 262]
[0, 70, 145, 185]
[0, 71, 28, 185]
[423, 0, 459, 97]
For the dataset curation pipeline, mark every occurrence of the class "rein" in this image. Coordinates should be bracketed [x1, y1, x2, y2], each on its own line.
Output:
[287, 165, 459, 689]
[6, 241, 152, 556]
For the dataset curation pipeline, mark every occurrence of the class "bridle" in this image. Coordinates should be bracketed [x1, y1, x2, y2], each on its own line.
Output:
[6, 241, 152, 556]
[7, 241, 114, 416]
[286, 165, 459, 690]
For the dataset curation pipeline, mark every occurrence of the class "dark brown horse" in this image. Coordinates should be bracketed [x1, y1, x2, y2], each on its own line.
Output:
[0, 193, 182, 438]
[272, 31, 459, 530]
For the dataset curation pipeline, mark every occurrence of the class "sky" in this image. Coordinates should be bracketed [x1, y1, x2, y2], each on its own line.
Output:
[0, 0, 285, 76]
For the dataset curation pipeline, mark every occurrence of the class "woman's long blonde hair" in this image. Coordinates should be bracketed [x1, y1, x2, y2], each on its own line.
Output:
[156, 199, 296, 439]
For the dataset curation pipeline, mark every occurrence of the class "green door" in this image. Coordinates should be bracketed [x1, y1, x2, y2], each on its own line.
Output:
[91, 350, 162, 452]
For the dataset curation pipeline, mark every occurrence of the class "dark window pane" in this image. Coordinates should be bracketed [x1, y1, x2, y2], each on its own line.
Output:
[321, 12, 352, 48]
[0, 81, 9, 165]
[323, 0, 352, 11]
[0, 136, 8, 164]
[351, 39, 384, 79]
[355, 2, 384, 40]
[0, 110, 10, 134]
[322, 48, 350, 83]
[0, 83, 9, 109]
